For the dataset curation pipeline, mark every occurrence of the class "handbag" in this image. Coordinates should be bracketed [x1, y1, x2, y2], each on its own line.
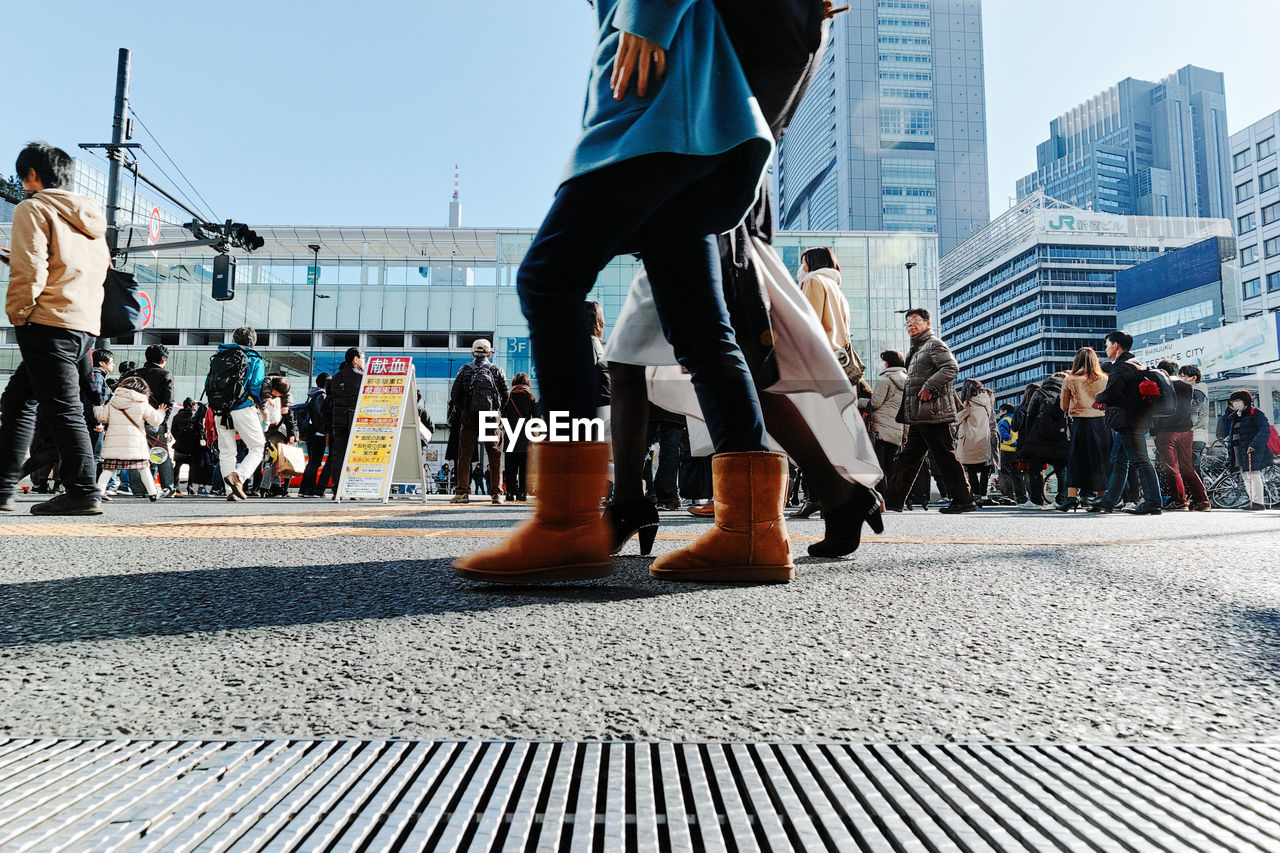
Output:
[100, 267, 145, 339]
[837, 341, 865, 385]
[275, 442, 306, 476]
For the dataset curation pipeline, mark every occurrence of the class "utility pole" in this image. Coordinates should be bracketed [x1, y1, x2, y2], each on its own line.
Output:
[104, 48, 131, 256]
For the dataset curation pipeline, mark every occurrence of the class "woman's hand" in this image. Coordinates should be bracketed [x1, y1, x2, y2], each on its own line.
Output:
[612, 31, 666, 100]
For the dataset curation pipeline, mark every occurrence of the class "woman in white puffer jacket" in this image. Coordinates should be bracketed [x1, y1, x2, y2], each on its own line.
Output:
[93, 375, 167, 500]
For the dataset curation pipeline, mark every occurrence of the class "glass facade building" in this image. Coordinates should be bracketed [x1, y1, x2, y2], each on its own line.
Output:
[0, 222, 938, 427]
[775, 0, 990, 254]
[1016, 66, 1232, 221]
[939, 193, 1231, 404]
[1115, 237, 1240, 343]
[1230, 109, 1280, 319]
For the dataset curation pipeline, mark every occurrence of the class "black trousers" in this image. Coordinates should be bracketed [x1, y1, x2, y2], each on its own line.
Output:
[652, 421, 684, 503]
[300, 434, 327, 494]
[883, 422, 973, 508]
[504, 451, 528, 499]
[321, 421, 351, 496]
[0, 324, 97, 498]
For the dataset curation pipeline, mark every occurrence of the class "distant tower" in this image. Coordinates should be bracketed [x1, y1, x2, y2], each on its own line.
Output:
[448, 164, 462, 227]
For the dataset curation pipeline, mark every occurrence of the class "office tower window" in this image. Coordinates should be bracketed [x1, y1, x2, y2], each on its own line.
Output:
[1244, 278, 1262, 299]
[1265, 236, 1280, 258]
[1238, 212, 1256, 234]
[1234, 149, 1252, 171]
[1263, 201, 1280, 226]
[1258, 136, 1276, 160]
[1260, 169, 1279, 193]
[1236, 180, 1254, 203]
[1241, 245, 1258, 266]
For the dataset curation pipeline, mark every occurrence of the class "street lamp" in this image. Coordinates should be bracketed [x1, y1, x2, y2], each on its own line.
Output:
[905, 261, 917, 310]
[307, 243, 328, 388]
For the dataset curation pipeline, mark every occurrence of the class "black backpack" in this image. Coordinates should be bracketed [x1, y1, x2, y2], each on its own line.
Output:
[206, 347, 253, 413]
[180, 406, 207, 447]
[466, 363, 501, 415]
[1029, 385, 1069, 445]
[290, 401, 312, 435]
[1136, 367, 1176, 419]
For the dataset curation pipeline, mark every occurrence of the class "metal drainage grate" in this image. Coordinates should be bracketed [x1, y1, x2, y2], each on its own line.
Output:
[0, 738, 1277, 851]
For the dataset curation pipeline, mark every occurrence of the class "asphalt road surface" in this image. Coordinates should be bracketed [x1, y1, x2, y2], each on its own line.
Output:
[1, 495, 1277, 744]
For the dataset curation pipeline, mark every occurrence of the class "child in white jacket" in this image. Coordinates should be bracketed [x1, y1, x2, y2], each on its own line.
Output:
[94, 375, 168, 501]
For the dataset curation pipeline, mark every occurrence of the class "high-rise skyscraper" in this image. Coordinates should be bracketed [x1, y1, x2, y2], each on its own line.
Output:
[1016, 65, 1232, 220]
[775, 0, 990, 254]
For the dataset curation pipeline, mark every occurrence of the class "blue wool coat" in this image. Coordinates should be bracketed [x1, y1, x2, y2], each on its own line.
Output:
[565, 0, 773, 234]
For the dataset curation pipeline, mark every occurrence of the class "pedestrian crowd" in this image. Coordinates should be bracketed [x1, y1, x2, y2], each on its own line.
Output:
[3, 0, 1275, 597]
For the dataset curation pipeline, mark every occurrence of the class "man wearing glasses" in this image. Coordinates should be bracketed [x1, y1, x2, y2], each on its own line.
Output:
[881, 308, 977, 514]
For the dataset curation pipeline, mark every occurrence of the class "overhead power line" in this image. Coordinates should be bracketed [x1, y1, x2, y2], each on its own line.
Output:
[129, 108, 220, 223]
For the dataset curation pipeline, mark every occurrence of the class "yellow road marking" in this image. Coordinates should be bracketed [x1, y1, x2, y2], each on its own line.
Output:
[0, 514, 1268, 547]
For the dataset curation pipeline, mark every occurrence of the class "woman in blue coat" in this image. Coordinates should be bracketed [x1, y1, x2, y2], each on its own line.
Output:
[1217, 390, 1274, 510]
[455, 0, 793, 584]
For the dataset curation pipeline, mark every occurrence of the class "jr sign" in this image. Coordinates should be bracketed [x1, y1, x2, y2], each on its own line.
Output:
[1040, 210, 1128, 235]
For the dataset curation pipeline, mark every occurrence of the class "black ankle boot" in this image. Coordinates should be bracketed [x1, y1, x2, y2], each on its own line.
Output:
[605, 498, 660, 556]
[790, 499, 821, 519]
[808, 487, 885, 558]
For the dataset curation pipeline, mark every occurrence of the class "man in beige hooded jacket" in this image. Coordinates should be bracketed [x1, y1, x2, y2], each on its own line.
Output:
[0, 143, 108, 515]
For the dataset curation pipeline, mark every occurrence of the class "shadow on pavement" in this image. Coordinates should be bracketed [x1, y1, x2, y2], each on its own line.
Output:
[0, 557, 703, 648]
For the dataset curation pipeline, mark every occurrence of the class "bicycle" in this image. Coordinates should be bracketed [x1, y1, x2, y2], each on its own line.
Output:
[1206, 461, 1278, 509]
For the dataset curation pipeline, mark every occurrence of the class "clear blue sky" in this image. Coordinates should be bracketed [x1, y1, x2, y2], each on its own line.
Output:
[5, 1, 1275, 228]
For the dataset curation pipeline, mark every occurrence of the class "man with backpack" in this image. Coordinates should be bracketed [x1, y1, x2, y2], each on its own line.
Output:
[1093, 330, 1163, 515]
[1152, 360, 1210, 511]
[321, 349, 364, 499]
[296, 372, 329, 497]
[1016, 373, 1070, 509]
[170, 398, 206, 496]
[448, 338, 508, 504]
[204, 326, 265, 501]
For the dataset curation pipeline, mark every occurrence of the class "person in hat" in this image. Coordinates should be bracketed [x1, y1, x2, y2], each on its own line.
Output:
[447, 338, 508, 504]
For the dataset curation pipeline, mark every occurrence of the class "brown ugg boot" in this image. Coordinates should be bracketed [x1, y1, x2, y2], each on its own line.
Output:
[650, 451, 794, 583]
[453, 441, 611, 583]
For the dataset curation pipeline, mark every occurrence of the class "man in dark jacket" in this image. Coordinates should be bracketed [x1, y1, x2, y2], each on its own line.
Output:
[882, 308, 975, 513]
[448, 339, 508, 504]
[1093, 330, 1162, 514]
[1017, 373, 1069, 507]
[170, 398, 206, 496]
[127, 344, 177, 497]
[321, 349, 364, 498]
[299, 372, 329, 497]
[1152, 360, 1210, 510]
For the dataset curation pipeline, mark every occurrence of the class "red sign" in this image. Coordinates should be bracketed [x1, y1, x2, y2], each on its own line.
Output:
[365, 356, 412, 376]
[138, 291, 153, 328]
[147, 206, 161, 245]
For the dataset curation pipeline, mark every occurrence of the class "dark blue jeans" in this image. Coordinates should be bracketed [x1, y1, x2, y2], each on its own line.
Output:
[1104, 428, 1161, 507]
[516, 153, 768, 454]
[0, 323, 97, 498]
